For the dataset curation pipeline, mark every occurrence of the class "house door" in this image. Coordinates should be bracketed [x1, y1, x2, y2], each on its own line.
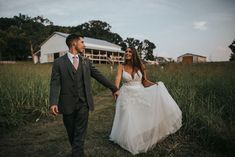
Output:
[54, 53, 59, 60]
[182, 56, 193, 64]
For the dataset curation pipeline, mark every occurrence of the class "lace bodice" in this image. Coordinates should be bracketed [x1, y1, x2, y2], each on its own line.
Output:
[122, 70, 143, 86]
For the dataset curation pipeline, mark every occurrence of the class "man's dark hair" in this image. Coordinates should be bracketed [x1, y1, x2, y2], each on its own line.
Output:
[66, 34, 84, 48]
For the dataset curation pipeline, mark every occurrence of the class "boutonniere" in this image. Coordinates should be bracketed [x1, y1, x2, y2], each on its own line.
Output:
[79, 55, 87, 65]
[81, 57, 87, 65]
[82, 59, 87, 65]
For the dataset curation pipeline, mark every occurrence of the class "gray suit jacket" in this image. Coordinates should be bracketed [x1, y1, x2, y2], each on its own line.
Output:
[49, 54, 118, 114]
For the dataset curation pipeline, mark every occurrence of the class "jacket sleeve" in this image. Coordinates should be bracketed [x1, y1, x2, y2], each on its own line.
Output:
[89, 60, 118, 93]
[49, 60, 61, 107]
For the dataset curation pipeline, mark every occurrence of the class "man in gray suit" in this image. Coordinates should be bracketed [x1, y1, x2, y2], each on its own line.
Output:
[49, 34, 119, 157]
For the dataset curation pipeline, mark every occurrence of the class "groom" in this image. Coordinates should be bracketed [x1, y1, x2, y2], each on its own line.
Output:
[49, 34, 119, 157]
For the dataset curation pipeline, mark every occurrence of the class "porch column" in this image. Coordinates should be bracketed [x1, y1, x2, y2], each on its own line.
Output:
[91, 49, 93, 64]
[99, 50, 101, 64]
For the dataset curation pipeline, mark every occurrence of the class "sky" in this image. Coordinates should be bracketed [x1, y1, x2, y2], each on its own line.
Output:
[0, 0, 235, 61]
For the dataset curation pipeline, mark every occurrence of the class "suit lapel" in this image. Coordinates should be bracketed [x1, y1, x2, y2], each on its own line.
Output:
[79, 55, 88, 80]
[64, 54, 75, 80]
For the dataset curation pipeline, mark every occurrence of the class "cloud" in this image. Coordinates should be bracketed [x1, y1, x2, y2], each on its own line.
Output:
[193, 21, 208, 30]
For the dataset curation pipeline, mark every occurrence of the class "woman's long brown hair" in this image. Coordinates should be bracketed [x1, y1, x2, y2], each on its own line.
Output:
[123, 47, 145, 79]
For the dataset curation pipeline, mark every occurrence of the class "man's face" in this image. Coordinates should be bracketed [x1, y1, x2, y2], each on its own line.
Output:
[74, 37, 85, 53]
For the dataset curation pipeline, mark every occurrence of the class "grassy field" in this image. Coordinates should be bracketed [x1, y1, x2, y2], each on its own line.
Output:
[0, 62, 234, 157]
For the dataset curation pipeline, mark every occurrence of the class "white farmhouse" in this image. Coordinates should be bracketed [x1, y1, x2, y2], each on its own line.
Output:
[33, 32, 124, 64]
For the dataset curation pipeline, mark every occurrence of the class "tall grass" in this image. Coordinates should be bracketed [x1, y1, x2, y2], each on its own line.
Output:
[0, 62, 51, 127]
[147, 62, 235, 152]
[0, 61, 234, 153]
[0, 62, 115, 128]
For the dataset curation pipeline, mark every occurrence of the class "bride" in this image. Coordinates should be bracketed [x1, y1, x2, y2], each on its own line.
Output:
[109, 47, 182, 155]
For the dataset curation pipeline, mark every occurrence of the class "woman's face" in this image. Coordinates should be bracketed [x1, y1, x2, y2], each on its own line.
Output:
[125, 48, 133, 60]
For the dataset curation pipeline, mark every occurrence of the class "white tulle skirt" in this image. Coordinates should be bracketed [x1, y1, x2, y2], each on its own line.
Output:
[109, 82, 182, 155]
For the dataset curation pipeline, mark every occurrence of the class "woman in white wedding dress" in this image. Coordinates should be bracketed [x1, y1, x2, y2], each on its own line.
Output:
[109, 47, 182, 155]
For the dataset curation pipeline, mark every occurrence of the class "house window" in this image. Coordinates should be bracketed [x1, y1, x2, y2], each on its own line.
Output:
[48, 54, 53, 62]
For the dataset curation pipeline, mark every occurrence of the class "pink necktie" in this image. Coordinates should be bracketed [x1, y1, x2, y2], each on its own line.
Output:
[72, 56, 78, 70]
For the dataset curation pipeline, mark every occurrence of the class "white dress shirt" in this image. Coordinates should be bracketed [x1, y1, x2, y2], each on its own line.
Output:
[67, 51, 79, 65]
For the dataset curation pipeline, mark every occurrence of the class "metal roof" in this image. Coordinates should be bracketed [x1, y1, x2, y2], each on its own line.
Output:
[54, 32, 123, 53]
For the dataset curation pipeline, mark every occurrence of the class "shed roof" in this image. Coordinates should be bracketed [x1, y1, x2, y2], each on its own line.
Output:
[178, 53, 206, 58]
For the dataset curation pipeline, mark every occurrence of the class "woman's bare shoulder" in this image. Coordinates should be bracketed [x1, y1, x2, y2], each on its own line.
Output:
[141, 63, 146, 70]
[117, 64, 124, 72]
[118, 64, 124, 69]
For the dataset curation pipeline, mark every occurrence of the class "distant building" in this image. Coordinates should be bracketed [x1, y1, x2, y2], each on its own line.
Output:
[144, 60, 159, 65]
[33, 32, 124, 64]
[177, 53, 206, 64]
[156, 57, 173, 64]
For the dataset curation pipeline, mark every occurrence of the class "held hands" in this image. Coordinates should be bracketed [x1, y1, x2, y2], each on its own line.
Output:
[113, 90, 120, 100]
[50, 105, 59, 116]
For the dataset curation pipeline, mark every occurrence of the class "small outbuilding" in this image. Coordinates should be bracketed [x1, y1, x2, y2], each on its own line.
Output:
[177, 53, 206, 64]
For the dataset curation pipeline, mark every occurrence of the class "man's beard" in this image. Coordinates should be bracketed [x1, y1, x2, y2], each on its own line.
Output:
[75, 48, 84, 54]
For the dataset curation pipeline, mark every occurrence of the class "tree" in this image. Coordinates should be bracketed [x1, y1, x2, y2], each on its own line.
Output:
[71, 20, 125, 47]
[142, 40, 156, 61]
[123, 38, 143, 58]
[0, 14, 157, 61]
[0, 17, 18, 31]
[4, 36, 30, 60]
[0, 38, 7, 60]
[229, 39, 235, 61]
[123, 38, 156, 60]
[108, 32, 123, 45]
[32, 16, 53, 25]
[0, 13, 55, 61]
[72, 20, 112, 38]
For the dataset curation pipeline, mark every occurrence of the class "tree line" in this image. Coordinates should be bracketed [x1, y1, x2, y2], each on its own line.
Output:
[0, 13, 156, 61]
[229, 40, 235, 61]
